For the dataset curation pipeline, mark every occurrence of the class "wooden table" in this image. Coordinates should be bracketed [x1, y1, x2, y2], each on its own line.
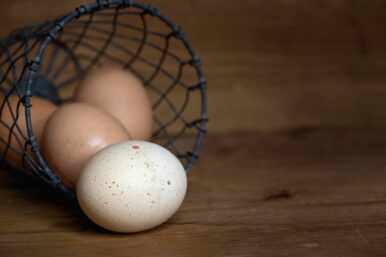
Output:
[1, 130, 386, 256]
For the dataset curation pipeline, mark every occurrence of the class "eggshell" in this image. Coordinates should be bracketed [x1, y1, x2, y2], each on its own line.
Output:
[41, 102, 131, 189]
[0, 95, 57, 167]
[74, 67, 153, 140]
[76, 141, 187, 233]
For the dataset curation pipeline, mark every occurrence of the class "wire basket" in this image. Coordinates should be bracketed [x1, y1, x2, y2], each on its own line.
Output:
[0, 0, 207, 197]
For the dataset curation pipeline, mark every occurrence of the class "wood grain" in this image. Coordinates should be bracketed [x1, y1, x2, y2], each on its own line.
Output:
[1, 130, 386, 256]
[2, 0, 386, 132]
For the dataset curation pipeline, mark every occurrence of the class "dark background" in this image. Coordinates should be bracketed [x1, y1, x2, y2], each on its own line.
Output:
[2, 1, 386, 132]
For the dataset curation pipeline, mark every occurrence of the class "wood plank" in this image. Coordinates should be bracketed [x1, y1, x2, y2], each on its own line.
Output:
[2, 1, 386, 132]
[1, 130, 386, 256]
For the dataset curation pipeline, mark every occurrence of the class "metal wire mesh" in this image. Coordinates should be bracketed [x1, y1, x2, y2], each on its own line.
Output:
[0, 0, 207, 196]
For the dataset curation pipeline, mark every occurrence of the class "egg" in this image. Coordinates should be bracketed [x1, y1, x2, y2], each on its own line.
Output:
[41, 102, 131, 189]
[76, 141, 187, 233]
[0, 95, 57, 167]
[74, 67, 153, 140]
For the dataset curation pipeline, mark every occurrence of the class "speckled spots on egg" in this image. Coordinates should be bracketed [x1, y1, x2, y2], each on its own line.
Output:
[76, 141, 187, 233]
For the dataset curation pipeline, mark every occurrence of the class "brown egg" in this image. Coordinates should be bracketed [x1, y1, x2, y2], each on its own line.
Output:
[74, 67, 153, 140]
[0, 95, 57, 167]
[41, 102, 131, 189]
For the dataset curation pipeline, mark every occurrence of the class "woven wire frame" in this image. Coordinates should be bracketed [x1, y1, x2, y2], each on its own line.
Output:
[0, 0, 207, 197]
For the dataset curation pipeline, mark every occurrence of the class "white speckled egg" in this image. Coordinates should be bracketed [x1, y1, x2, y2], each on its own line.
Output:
[76, 140, 187, 233]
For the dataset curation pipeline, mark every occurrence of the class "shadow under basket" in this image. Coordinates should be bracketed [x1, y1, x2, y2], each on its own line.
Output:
[0, 0, 207, 197]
